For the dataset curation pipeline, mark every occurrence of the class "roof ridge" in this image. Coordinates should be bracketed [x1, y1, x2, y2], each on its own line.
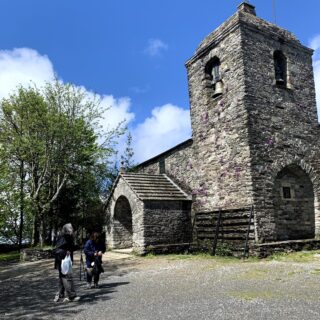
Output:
[163, 175, 192, 200]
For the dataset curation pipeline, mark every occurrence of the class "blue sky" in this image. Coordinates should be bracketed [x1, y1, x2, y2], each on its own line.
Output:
[0, 0, 320, 162]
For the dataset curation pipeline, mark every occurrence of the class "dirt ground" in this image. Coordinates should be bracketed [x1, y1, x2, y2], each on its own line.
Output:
[1, 251, 320, 320]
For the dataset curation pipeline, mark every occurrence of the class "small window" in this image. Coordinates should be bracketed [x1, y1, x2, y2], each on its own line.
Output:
[274, 50, 287, 86]
[282, 186, 292, 199]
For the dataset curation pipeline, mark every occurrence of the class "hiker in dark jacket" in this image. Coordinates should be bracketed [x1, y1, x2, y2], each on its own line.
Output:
[53, 223, 80, 302]
[83, 232, 106, 288]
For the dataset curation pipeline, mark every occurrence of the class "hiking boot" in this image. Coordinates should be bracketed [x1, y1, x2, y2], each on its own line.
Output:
[53, 295, 61, 303]
[62, 297, 70, 303]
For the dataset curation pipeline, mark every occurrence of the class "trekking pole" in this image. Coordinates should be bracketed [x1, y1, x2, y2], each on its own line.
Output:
[80, 249, 84, 281]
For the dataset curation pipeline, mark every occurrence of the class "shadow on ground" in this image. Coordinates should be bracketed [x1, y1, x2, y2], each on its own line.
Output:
[0, 253, 137, 319]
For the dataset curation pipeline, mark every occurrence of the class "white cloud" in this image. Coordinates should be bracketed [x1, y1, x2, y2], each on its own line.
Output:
[310, 35, 320, 120]
[0, 47, 192, 165]
[310, 35, 320, 60]
[0, 48, 55, 99]
[132, 104, 191, 163]
[0, 47, 135, 136]
[100, 95, 135, 132]
[144, 38, 168, 57]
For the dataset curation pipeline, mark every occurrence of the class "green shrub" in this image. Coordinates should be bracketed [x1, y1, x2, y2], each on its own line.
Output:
[214, 242, 233, 256]
[0, 251, 20, 262]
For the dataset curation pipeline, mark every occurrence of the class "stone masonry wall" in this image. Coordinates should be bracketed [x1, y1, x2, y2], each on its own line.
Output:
[143, 200, 192, 251]
[106, 177, 145, 254]
[186, 11, 254, 212]
[136, 140, 195, 196]
[273, 165, 315, 240]
[239, 10, 320, 241]
[113, 196, 133, 248]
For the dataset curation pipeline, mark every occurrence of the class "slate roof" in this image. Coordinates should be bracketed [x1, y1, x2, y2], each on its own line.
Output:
[121, 173, 191, 201]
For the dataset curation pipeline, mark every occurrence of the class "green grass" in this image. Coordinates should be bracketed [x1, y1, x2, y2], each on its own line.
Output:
[311, 268, 320, 275]
[228, 290, 280, 301]
[32, 245, 53, 250]
[0, 251, 20, 262]
[144, 252, 242, 264]
[235, 268, 269, 280]
[266, 250, 320, 263]
[143, 250, 320, 264]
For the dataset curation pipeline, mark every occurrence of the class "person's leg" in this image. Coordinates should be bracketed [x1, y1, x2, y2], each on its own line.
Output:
[93, 271, 100, 287]
[54, 273, 65, 302]
[58, 275, 65, 297]
[86, 267, 93, 287]
[62, 273, 77, 300]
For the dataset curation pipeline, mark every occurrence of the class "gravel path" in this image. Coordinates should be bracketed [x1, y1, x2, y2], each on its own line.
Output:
[1, 252, 320, 320]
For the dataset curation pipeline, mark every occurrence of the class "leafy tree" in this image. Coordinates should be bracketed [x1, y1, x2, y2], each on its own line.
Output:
[120, 132, 135, 172]
[0, 81, 123, 246]
[0, 87, 44, 247]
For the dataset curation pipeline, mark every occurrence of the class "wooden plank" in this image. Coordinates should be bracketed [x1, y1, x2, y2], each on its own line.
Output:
[197, 234, 255, 241]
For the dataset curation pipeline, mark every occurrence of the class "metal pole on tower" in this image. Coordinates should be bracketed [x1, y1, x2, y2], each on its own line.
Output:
[273, 0, 277, 24]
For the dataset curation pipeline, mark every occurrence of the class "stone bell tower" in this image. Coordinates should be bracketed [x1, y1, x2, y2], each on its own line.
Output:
[185, 2, 320, 243]
[238, 3, 320, 242]
[185, 2, 256, 212]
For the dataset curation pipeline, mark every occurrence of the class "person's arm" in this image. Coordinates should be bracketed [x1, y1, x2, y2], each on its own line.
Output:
[83, 240, 95, 258]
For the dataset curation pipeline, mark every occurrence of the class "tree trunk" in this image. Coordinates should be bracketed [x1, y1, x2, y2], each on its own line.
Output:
[18, 160, 25, 250]
[39, 218, 44, 248]
[32, 212, 40, 246]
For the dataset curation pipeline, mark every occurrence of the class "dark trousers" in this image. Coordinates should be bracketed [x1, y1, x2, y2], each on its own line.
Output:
[57, 272, 76, 299]
[86, 256, 103, 284]
[86, 267, 100, 284]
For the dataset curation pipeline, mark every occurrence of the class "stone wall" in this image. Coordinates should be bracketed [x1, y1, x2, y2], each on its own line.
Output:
[106, 177, 145, 253]
[239, 9, 320, 241]
[186, 12, 254, 212]
[113, 196, 133, 248]
[143, 200, 192, 251]
[106, 176, 192, 255]
[20, 248, 53, 262]
[136, 139, 195, 194]
[273, 165, 315, 240]
[253, 239, 320, 258]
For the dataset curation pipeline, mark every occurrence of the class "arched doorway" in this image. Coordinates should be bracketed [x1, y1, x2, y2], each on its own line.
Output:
[113, 196, 133, 248]
[273, 164, 315, 240]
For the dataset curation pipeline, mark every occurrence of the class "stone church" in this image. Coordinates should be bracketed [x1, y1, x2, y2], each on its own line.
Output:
[106, 2, 320, 256]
